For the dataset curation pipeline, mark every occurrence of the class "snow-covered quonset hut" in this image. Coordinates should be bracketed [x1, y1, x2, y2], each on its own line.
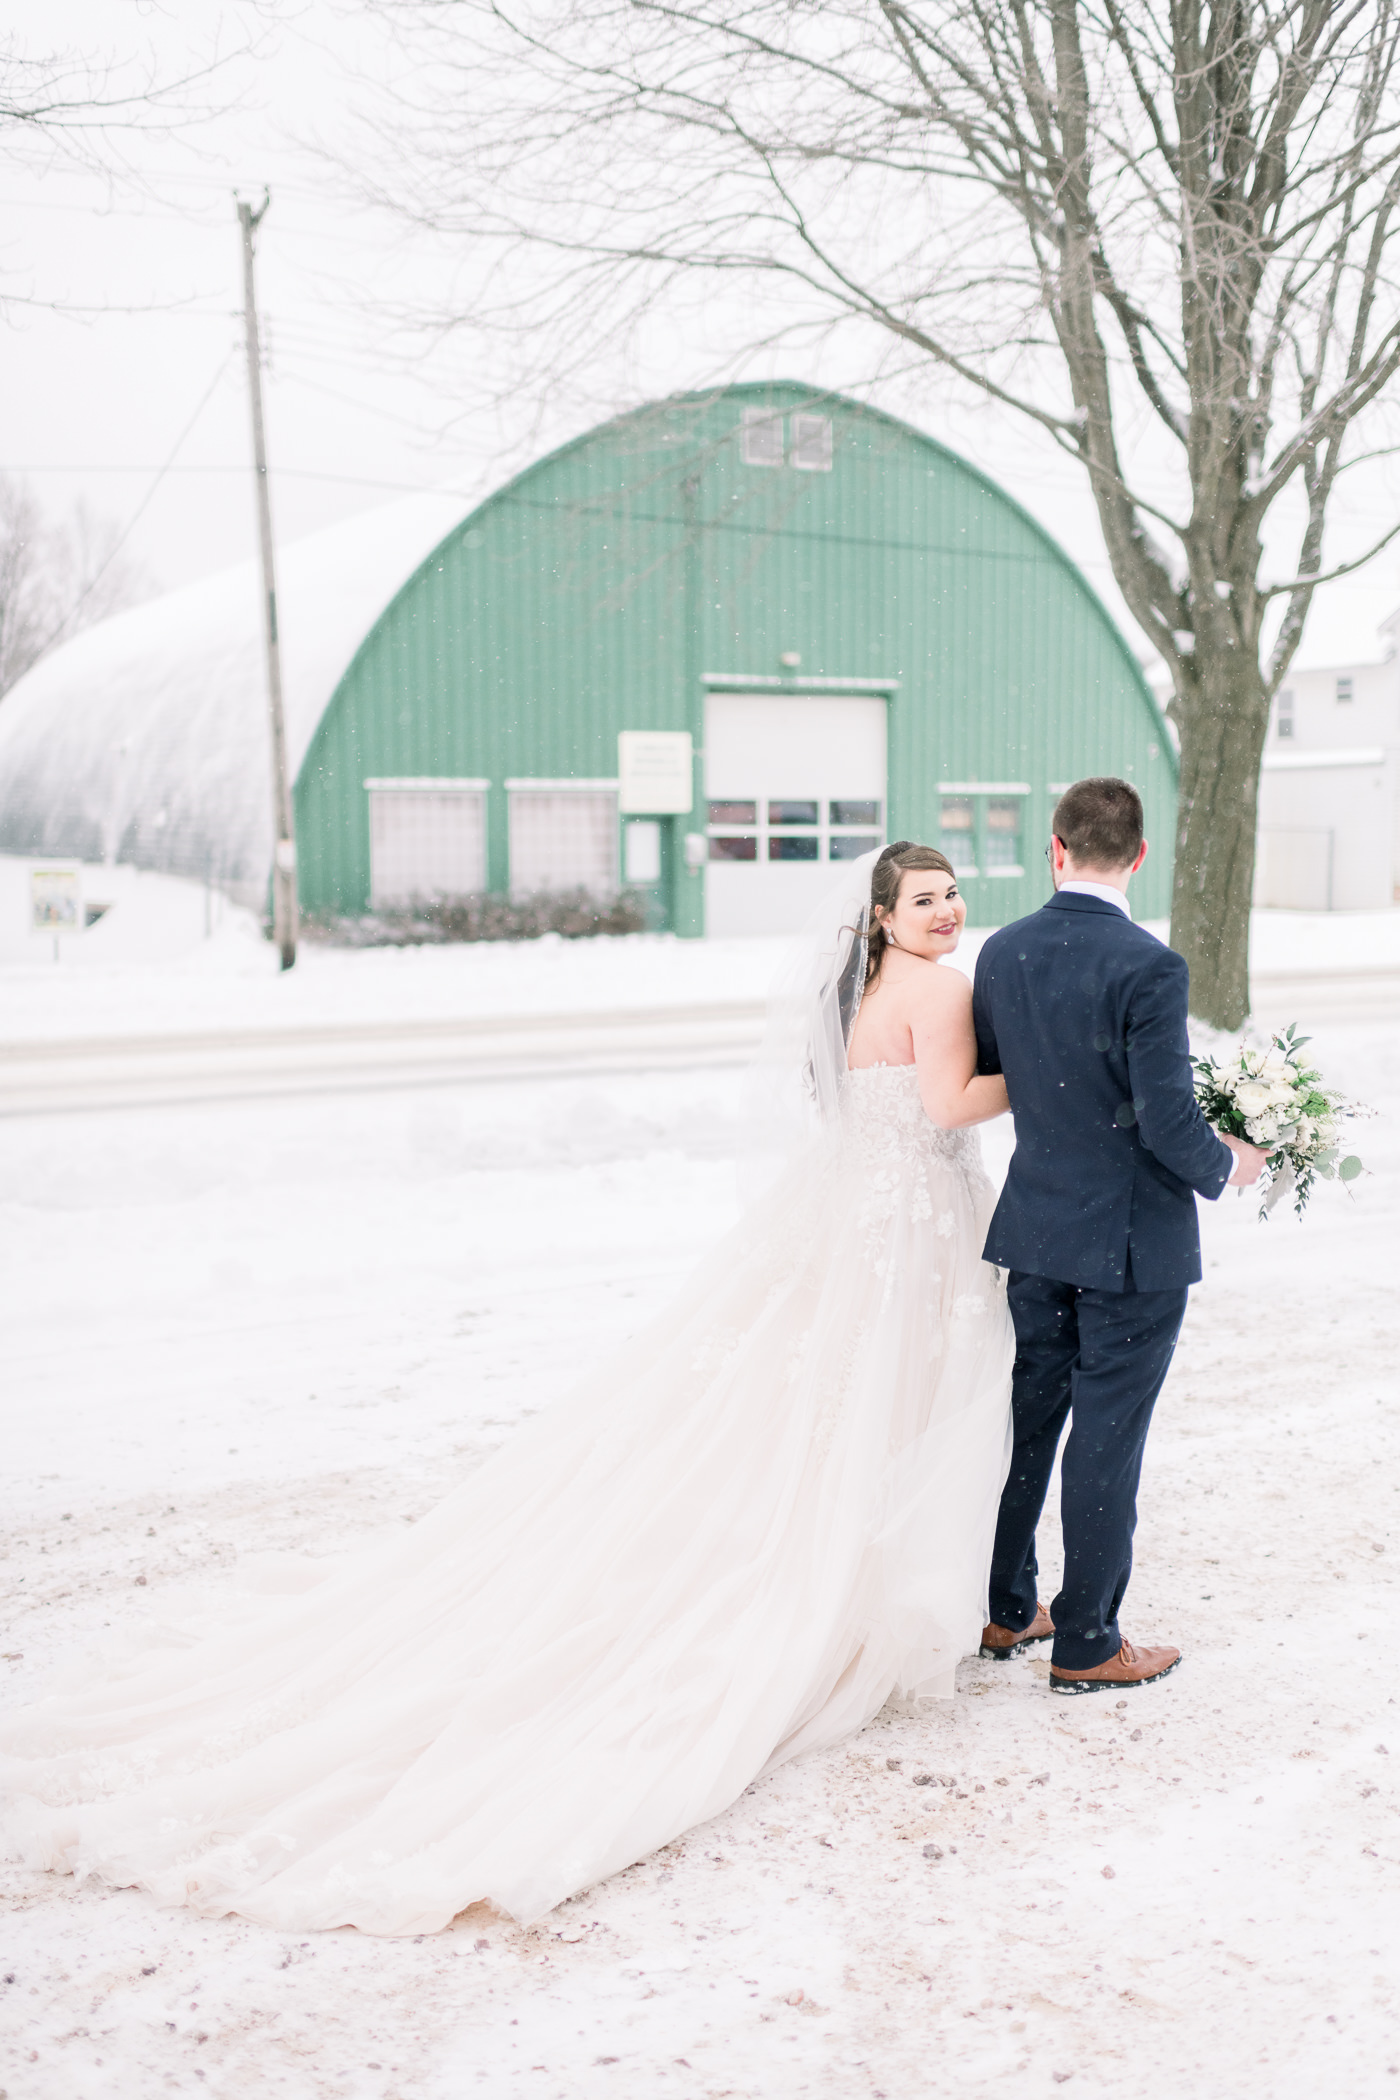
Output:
[0, 493, 464, 911]
[0, 384, 1176, 936]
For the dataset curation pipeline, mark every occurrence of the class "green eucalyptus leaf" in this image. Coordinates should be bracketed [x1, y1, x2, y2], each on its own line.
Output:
[1339, 1155, 1363, 1182]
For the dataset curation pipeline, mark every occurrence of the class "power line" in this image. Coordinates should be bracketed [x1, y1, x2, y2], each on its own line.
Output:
[26, 347, 236, 655]
[3, 463, 475, 495]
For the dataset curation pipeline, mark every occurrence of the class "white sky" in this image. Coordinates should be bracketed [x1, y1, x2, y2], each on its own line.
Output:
[6, 0, 1399, 673]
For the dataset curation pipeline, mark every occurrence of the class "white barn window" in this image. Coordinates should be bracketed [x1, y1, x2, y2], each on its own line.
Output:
[1276, 688, 1295, 738]
[984, 796, 1023, 872]
[507, 782, 619, 896]
[939, 796, 977, 873]
[365, 780, 488, 906]
[790, 414, 833, 471]
[740, 410, 785, 467]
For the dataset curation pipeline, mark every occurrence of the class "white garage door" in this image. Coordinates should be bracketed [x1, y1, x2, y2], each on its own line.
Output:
[508, 786, 619, 897]
[367, 782, 487, 906]
[704, 694, 887, 936]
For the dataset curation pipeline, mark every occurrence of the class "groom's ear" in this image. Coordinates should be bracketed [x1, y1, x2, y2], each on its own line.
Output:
[1131, 839, 1149, 876]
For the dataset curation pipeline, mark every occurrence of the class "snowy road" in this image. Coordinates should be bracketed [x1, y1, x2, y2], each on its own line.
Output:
[2, 978, 1399, 2099]
[5, 967, 1399, 1119]
[0, 1003, 769, 1117]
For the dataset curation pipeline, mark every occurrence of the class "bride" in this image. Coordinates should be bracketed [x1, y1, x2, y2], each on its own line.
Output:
[1, 842, 1014, 1936]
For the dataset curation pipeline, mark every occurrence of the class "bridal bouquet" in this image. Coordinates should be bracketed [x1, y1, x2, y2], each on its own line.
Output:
[1191, 1024, 1365, 1219]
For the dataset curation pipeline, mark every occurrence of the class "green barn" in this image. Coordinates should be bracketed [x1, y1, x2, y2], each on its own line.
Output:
[0, 381, 1175, 933]
[296, 382, 1174, 936]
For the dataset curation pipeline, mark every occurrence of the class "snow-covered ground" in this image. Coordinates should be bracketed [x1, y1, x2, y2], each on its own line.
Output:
[5, 852, 1400, 1049]
[0, 858, 786, 1043]
[2, 864, 1399, 2099]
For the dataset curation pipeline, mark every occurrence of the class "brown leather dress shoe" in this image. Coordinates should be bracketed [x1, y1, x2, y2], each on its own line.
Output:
[1049, 1638, 1182, 1695]
[979, 1601, 1055, 1660]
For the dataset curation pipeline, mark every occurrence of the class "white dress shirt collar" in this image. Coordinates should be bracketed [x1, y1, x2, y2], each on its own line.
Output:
[1057, 879, 1132, 919]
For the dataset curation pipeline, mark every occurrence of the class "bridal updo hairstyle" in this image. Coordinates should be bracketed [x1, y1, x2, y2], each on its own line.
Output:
[1051, 776, 1144, 870]
[864, 841, 955, 988]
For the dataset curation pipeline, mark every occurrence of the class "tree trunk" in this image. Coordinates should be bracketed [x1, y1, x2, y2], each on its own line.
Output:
[1168, 649, 1270, 1030]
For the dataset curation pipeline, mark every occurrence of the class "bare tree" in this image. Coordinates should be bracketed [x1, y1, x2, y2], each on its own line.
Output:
[0, 24, 245, 679]
[1, 23, 256, 318]
[0, 475, 151, 698]
[356, 0, 1400, 1026]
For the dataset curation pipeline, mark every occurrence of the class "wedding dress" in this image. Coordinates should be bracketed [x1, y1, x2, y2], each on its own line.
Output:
[1, 863, 1014, 1937]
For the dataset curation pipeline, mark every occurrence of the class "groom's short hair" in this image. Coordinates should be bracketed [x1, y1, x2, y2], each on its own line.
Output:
[1053, 777, 1144, 871]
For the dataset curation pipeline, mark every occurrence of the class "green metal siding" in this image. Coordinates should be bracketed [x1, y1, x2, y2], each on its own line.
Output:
[296, 384, 1175, 926]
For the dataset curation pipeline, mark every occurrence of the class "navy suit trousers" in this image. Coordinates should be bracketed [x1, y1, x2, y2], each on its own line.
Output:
[988, 1271, 1187, 1670]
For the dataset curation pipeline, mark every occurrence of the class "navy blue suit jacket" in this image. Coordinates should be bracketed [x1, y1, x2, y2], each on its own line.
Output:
[972, 892, 1232, 1292]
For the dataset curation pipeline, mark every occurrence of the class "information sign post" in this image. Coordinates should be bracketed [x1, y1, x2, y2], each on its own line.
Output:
[30, 865, 82, 963]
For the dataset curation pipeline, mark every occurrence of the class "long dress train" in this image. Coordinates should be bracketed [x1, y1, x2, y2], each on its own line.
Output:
[0, 1064, 1013, 1934]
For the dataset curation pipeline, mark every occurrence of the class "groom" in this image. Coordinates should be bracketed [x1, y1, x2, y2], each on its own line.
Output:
[971, 777, 1264, 1693]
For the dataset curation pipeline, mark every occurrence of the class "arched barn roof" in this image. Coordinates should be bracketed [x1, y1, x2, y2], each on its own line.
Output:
[0, 384, 1173, 926]
[295, 382, 1174, 928]
[0, 492, 466, 902]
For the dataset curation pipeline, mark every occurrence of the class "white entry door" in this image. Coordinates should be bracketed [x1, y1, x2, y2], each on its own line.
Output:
[704, 693, 887, 936]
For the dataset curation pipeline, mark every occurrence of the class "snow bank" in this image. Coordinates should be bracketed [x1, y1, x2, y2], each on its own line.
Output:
[3, 853, 1398, 1051]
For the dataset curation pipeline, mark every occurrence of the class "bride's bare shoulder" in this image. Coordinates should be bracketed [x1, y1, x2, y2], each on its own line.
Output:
[908, 962, 973, 1010]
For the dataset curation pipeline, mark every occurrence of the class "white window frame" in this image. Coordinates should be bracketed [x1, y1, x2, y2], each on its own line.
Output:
[364, 777, 491, 791]
[740, 408, 785, 468]
[936, 782, 1033, 881]
[789, 413, 834, 472]
[982, 794, 1027, 878]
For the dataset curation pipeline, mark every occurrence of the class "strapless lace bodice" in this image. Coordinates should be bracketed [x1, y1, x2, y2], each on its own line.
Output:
[842, 1062, 982, 1172]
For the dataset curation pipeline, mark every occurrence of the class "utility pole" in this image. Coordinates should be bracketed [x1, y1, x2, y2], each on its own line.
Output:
[237, 190, 297, 970]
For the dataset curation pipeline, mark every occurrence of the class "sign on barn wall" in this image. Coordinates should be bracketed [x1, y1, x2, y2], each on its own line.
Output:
[618, 732, 694, 815]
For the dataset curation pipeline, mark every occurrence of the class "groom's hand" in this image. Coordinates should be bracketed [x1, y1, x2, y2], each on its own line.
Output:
[1221, 1134, 1267, 1186]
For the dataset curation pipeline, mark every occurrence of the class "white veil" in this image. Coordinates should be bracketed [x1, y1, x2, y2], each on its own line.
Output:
[741, 847, 881, 1184]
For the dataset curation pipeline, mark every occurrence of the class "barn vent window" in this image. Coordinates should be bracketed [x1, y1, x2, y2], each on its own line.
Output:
[739, 409, 834, 470]
[365, 779, 489, 908]
[506, 780, 619, 897]
[1276, 688, 1295, 739]
[741, 409, 785, 467]
[1336, 675, 1353, 703]
[790, 415, 834, 472]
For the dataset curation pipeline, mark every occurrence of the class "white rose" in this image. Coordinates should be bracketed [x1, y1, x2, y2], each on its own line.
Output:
[1265, 1080, 1299, 1109]
[1261, 1050, 1292, 1079]
[1234, 1079, 1273, 1116]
